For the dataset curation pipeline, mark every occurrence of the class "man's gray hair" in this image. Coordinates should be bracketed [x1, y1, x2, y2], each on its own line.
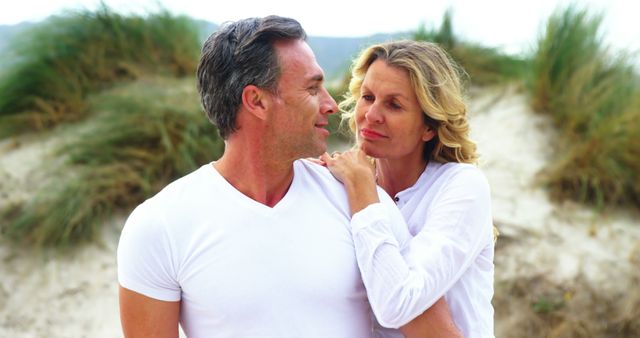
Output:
[196, 16, 306, 139]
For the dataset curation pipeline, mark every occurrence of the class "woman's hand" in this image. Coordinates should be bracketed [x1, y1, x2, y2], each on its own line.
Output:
[304, 156, 326, 166]
[319, 149, 375, 185]
[320, 150, 378, 215]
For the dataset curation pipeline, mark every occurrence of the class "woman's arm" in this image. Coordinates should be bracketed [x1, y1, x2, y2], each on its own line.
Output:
[325, 151, 492, 331]
[401, 298, 463, 338]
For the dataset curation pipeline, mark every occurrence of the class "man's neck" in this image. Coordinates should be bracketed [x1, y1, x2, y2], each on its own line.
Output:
[214, 137, 295, 208]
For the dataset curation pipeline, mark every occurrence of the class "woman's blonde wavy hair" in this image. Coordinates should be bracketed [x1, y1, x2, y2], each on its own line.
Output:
[340, 40, 478, 164]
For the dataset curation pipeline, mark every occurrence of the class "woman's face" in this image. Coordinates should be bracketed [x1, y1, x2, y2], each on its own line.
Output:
[355, 60, 435, 161]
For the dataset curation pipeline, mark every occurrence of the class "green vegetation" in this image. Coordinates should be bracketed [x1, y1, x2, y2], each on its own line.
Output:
[0, 5, 200, 138]
[413, 9, 528, 85]
[529, 5, 640, 208]
[327, 74, 355, 143]
[531, 295, 564, 314]
[1, 77, 223, 248]
[0, 7, 220, 248]
[494, 272, 640, 337]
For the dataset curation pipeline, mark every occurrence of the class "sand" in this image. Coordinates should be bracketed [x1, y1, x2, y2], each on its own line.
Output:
[1, 87, 638, 337]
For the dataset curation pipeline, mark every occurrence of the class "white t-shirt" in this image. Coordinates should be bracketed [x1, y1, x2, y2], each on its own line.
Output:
[352, 161, 495, 338]
[117, 160, 408, 338]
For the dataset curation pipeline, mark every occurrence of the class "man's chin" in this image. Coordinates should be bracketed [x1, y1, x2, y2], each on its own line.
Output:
[298, 143, 326, 160]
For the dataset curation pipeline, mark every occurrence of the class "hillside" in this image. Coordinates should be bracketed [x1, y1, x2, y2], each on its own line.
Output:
[0, 22, 35, 51]
[0, 19, 403, 81]
[307, 32, 408, 80]
[0, 22, 35, 73]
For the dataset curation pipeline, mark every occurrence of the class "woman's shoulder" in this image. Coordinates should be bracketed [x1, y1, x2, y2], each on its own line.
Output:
[435, 161, 484, 176]
[431, 161, 489, 192]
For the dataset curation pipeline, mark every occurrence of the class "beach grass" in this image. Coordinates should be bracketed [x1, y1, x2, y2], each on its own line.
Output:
[1, 77, 223, 248]
[530, 5, 640, 208]
[0, 5, 200, 138]
[494, 271, 640, 337]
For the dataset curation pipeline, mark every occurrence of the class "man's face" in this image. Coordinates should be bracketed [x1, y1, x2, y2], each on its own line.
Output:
[268, 39, 338, 159]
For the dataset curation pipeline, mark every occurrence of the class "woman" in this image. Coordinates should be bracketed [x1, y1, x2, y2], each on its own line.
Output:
[320, 40, 495, 337]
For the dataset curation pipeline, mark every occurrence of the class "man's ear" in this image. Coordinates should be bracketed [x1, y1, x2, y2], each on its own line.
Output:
[422, 126, 436, 142]
[242, 85, 270, 121]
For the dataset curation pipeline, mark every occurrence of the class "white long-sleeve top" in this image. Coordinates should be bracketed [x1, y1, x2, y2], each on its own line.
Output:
[352, 161, 495, 338]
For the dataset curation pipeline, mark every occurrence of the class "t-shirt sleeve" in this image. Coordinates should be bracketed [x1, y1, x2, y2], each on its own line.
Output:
[351, 168, 492, 328]
[117, 201, 181, 301]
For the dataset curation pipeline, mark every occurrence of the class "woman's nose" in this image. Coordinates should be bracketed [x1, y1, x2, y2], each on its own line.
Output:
[365, 103, 383, 123]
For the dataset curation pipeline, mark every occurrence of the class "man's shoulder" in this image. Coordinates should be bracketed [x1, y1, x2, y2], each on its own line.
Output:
[294, 159, 343, 187]
[123, 163, 217, 235]
[295, 158, 394, 206]
[139, 162, 214, 210]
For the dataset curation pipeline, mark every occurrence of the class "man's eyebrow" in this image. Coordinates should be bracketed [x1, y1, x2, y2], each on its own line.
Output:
[308, 74, 324, 83]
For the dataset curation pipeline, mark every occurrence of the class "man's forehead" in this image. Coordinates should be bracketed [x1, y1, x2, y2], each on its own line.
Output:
[275, 40, 324, 80]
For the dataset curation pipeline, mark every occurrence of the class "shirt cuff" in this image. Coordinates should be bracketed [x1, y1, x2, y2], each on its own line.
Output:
[351, 202, 389, 233]
[352, 202, 413, 250]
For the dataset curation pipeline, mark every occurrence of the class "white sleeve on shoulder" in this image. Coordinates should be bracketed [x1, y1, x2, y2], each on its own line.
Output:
[352, 169, 491, 328]
[117, 202, 181, 302]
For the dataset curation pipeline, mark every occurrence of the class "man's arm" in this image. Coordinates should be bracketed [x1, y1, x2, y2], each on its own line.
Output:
[400, 297, 463, 338]
[119, 286, 181, 338]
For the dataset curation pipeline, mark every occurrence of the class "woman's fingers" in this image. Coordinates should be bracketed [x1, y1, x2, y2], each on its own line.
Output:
[319, 152, 332, 164]
[306, 156, 326, 166]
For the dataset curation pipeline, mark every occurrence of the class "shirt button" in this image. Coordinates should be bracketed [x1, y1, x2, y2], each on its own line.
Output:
[394, 197, 400, 202]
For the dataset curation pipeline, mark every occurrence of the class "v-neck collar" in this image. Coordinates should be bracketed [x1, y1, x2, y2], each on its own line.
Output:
[205, 161, 302, 215]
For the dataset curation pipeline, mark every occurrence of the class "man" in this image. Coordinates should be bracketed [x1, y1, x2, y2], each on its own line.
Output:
[117, 15, 458, 338]
[118, 15, 380, 337]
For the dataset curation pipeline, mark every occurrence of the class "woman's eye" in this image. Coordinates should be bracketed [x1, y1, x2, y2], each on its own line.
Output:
[390, 101, 402, 109]
[362, 95, 374, 102]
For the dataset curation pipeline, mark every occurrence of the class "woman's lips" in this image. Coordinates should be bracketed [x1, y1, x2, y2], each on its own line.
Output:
[360, 128, 386, 140]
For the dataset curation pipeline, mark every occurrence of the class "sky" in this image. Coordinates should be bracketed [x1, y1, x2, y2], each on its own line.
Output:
[1, 0, 638, 56]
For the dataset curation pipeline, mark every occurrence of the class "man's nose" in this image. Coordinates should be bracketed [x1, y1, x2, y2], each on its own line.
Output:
[320, 87, 338, 115]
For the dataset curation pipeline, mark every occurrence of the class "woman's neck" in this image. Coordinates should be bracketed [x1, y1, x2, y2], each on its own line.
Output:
[375, 156, 428, 198]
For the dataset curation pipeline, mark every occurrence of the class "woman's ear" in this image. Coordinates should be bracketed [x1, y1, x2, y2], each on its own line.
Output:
[422, 126, 436, 142]
[242, 85, 269, 121]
